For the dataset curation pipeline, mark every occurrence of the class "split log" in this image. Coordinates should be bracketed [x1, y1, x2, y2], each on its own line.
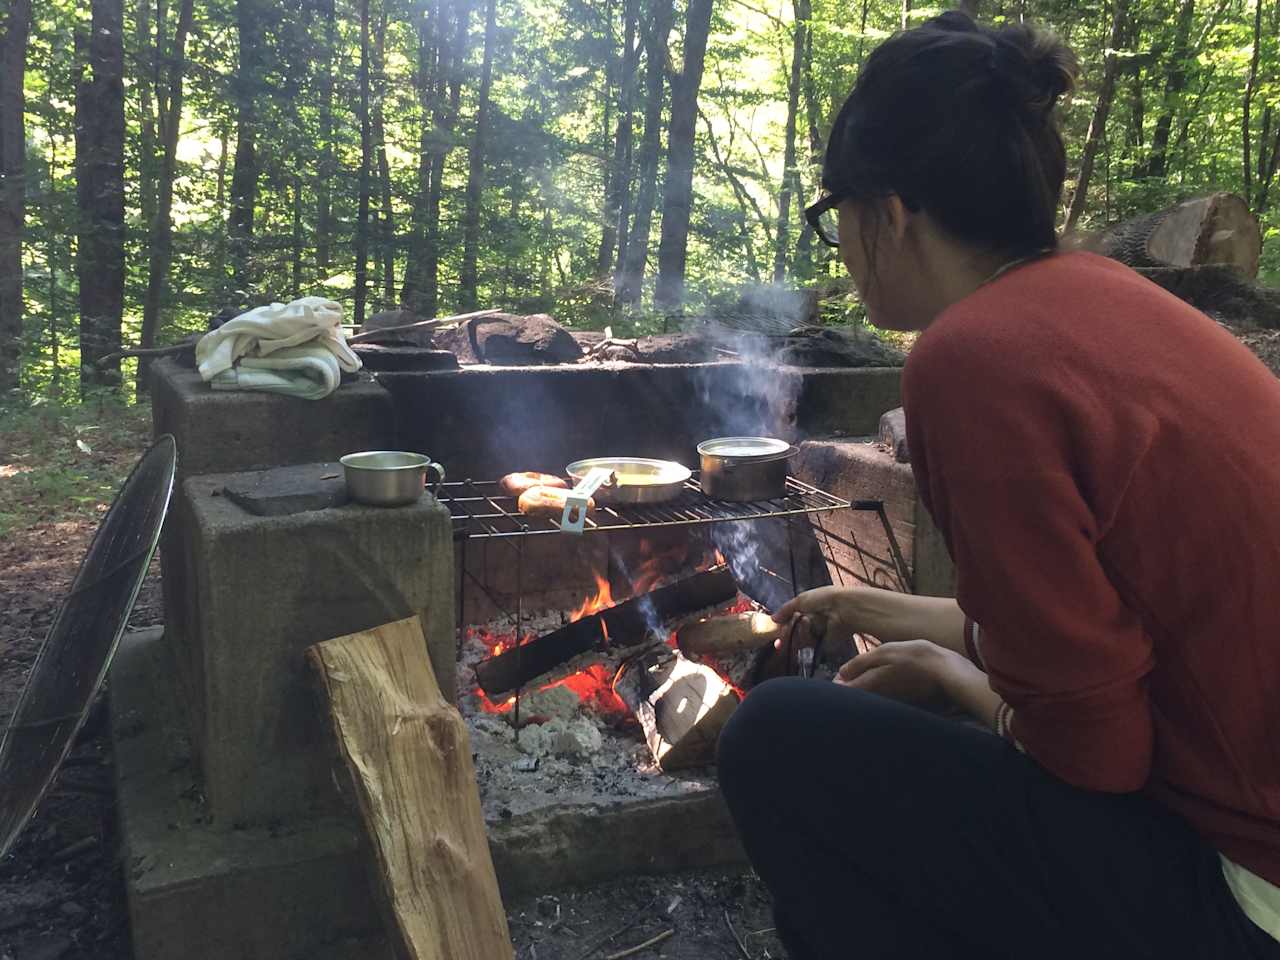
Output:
[614, 643, 740, 771]
[1081, 192, 1261, 277]
[676, 612, 782, 657]
[307, 617, 514, 960]
[474, 566, 737, 697]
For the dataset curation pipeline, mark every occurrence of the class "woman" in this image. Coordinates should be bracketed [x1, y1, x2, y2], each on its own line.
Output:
[718, 12, 1280, 960]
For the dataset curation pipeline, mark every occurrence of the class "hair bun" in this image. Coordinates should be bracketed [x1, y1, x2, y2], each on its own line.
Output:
[993, 24, 1079, 116]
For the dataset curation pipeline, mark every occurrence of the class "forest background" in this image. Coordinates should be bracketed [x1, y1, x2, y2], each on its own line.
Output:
[0, 0, 1277, 402]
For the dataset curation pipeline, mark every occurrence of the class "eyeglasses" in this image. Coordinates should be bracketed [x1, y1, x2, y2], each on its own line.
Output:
[804, 193, 843, 249]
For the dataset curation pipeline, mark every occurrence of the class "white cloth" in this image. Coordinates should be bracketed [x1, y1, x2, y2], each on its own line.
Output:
[1222, 856, 1280, 941]
[195, 297, 360, 399]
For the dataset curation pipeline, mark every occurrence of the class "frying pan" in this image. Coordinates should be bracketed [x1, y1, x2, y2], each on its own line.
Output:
[565, 457, 691, 505]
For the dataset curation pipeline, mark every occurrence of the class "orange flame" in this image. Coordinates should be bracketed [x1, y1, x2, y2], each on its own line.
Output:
[570, 571, 614, 621]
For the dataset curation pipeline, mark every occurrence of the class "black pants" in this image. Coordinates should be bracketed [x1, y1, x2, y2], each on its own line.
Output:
[718, 678, 1280, 960]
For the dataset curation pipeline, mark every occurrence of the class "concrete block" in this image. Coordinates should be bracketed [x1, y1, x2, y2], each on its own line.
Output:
[113, 629, 381, 960]
[377, 362, 902, 480]
[150, 359, 397, 481]
[794, 439, 955, 598]
[151, 359, 399, 703]
[177, 474, 456, 825]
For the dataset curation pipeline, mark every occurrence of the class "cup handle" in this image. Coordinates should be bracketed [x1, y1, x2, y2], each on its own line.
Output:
[425, 461, 446, 494]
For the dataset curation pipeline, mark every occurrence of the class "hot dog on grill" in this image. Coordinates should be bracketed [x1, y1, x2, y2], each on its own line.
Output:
[500, 471, 569, 497]
[517, 485, 594, 518]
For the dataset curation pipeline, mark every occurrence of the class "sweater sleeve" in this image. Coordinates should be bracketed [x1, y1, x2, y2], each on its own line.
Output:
[904, 325, 1156, 793]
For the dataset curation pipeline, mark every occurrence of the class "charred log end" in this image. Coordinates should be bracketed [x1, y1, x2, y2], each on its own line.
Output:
[615, 643, 740, 772]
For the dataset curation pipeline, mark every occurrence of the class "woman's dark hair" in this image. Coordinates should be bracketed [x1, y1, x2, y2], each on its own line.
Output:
[823, 12, 1079, 257]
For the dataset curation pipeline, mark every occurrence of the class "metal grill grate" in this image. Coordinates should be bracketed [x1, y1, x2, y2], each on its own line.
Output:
[440, 474, 851, 539]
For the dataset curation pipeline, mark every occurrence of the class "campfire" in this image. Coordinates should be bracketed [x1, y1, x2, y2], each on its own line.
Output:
[457, 539, 794, 785]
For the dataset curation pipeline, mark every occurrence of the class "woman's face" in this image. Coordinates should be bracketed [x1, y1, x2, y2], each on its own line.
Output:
[836, 198, 929, 332]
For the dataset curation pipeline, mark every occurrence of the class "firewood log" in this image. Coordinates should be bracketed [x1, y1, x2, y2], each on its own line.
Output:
[1076, 192, 1261, 278]
[307, 617, 514, 960]
[676, 612, 782, 657]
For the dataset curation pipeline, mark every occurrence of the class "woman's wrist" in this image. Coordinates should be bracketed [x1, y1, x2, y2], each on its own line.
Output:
[936, 650, 1002, 728]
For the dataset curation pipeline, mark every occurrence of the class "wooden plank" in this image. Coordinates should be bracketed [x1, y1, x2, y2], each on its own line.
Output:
[308, 616, 514, 960]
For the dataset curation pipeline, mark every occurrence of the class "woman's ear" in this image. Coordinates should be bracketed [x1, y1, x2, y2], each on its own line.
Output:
[885, 194, 912, 245]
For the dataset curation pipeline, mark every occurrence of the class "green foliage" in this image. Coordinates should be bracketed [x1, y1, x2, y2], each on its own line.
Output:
[10, 0, 1280, 400]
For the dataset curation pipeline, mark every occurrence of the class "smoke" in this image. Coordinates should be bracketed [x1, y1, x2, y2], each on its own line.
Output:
[608, 548, 663, 635]
[688, 282, 813, 598]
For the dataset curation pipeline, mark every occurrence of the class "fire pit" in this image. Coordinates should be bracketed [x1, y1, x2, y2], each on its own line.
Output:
[439, 472, 907, 828]
[116, 356, 948, 960]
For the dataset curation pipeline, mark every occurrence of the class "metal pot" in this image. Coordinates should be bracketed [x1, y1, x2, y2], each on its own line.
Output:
[564, 457, 691, 505]
[697, 437, 798, 502]
[340, 450, 446, 507]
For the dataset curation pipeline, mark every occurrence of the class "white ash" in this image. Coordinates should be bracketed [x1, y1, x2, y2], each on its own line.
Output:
[457, 611, 732, 822]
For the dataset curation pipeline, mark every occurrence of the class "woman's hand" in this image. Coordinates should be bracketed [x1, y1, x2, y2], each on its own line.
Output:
[835, 639, 980, 710]
[773, 586, 970, 657]
[771, 586, 871, 642]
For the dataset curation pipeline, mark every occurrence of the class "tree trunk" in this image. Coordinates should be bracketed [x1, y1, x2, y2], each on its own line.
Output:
[136, 0, 194, 398]
[1063, 0, 1129, 231]
[316, 0, 336, 273]
[1143, 0, 1194, 179]
[957, 0, 980, 14]
[371, 0, 394, 308]
[595, 0, 618, 279]
[653, 0, 714, 310]
[1243, 0, 1264, 202]
[0, 0, 32, 393]
[613, 0, 640, 279]
[459, 0, 497, 311]
[291, 176, 303, 299]
[75, 0, 126, 393]
[1076, 192, 1261, 278]
[136, 0, 156, 232]
[794, 19, 823, 277]
[401, 0, 436, 309]
[355, 0, 372, 326]
[406, 0, 471, 318]
[616, 0, 673, 305]
[229, 0, 262, 293]
[212, 124, 229, 299]
[46, 141, 60, 393]
[772, 0, 806, 282]
[901, 0, 911, 30]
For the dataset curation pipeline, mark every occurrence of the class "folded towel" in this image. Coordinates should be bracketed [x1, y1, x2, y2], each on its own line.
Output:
[208, 344, 343, 400]
[196, 297, 360, 399]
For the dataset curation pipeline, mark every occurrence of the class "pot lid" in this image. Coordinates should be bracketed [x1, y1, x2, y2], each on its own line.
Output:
[697, 436, 792, 459]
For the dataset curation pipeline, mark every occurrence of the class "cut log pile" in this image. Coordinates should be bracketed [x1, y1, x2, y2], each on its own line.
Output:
[1076, 192, 1280, 328]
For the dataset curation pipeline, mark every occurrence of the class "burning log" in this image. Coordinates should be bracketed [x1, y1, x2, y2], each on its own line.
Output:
[676, 611, 782, 657]
[614, 643, 740, 771]
[474, 566, 737, 697]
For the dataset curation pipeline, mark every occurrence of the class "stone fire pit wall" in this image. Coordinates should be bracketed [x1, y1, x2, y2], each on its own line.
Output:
[377, 361, 902, 477]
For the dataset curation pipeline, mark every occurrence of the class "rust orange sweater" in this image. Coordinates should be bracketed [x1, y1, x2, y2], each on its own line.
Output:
[903, 251, 1280, 885]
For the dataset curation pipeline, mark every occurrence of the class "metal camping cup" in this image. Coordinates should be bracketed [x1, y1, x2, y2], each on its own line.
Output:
[340, 451, 446, 507]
